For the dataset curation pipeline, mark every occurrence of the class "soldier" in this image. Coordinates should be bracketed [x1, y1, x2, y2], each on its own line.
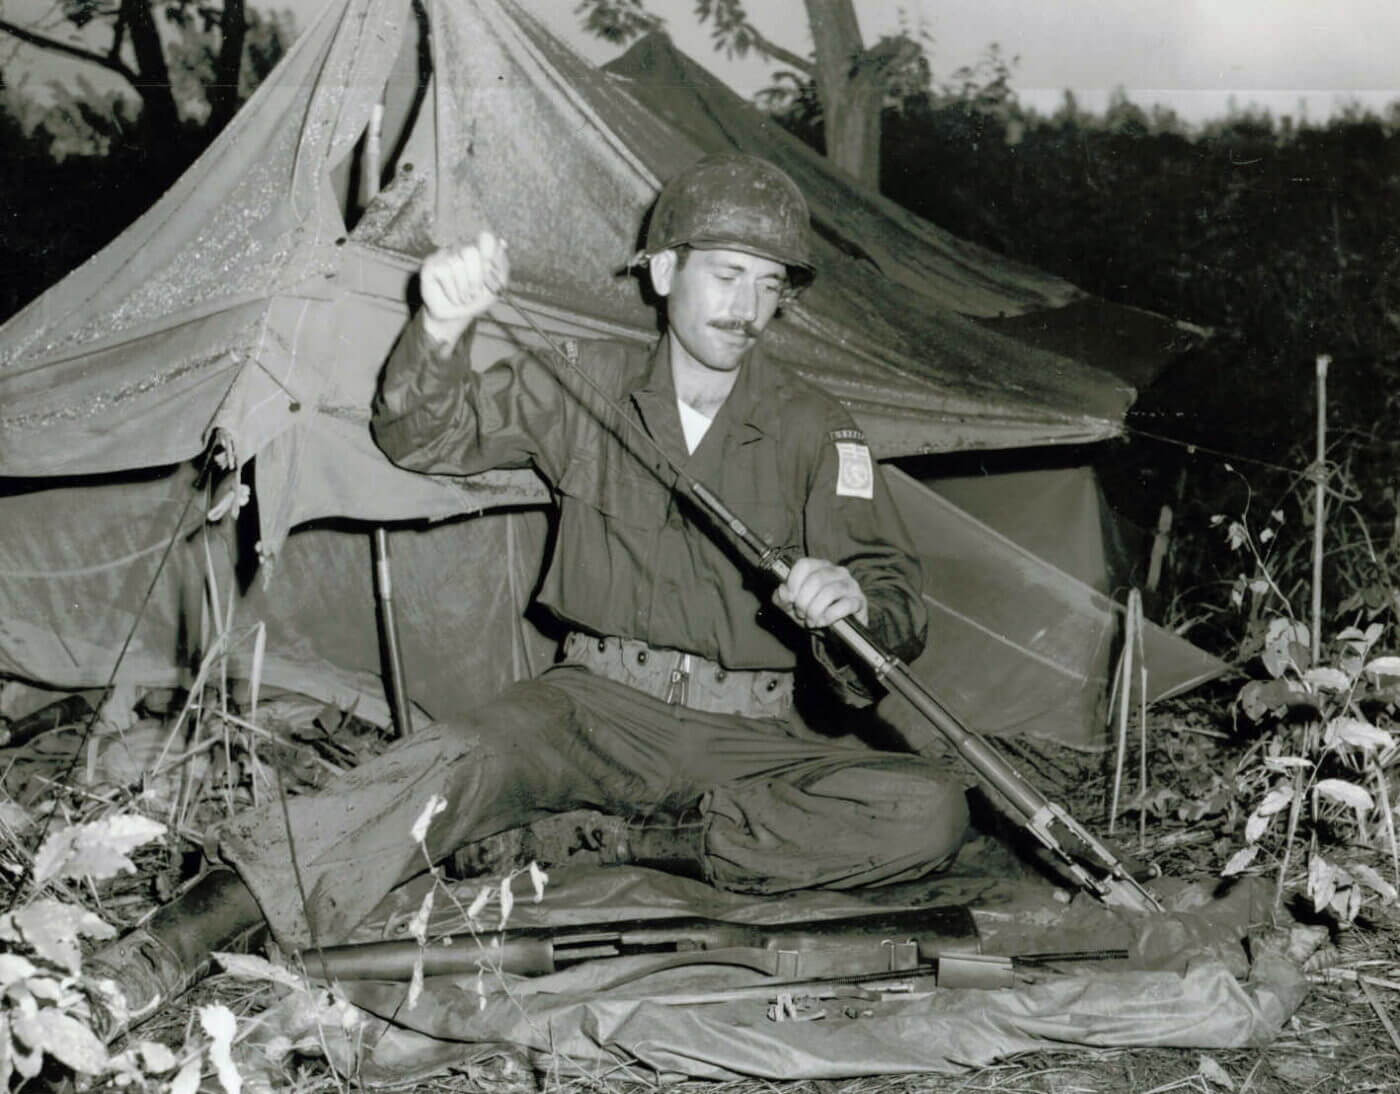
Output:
[219, 153, 970, 946]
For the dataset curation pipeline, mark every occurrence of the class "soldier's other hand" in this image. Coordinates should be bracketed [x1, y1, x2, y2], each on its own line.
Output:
[419, 231, 510, 347]
[773, 557, 869, 630]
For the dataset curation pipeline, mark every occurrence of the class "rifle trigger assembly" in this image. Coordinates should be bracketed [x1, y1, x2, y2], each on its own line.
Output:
[881, 938, 920, 971]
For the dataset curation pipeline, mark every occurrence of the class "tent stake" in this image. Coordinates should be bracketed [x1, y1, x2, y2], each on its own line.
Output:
[1134, 589, 1149, 851]
[1108, 590, 1140, 837]
[1311, 354, 1330, 665]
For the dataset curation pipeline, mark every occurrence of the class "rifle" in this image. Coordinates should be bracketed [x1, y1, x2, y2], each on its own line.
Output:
[698, 473, 1164, 915]
[500, 294, 1164, 916]
[295, 903, 1127, 990]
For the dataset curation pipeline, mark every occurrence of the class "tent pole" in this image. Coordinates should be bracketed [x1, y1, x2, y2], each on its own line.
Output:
[359, 98, 413, 736]
[372, 526, 413, 738]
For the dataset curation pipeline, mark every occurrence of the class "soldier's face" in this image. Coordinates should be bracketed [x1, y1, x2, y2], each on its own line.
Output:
[652, 247, 788, 373]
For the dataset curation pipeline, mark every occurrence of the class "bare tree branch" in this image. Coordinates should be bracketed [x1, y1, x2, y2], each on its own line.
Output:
[0, 16, 138, 82]
[737, 22, 812, 75]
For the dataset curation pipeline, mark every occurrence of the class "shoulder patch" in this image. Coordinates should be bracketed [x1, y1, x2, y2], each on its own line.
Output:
[834, 440, 874, 499]
[828, 427, 867, 444]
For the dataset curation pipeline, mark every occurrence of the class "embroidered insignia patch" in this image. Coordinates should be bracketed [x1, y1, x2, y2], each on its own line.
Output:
[834, 441, 874, 499]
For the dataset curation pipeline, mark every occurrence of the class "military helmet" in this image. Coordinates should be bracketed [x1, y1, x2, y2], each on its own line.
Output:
[640, 153, 816, 287]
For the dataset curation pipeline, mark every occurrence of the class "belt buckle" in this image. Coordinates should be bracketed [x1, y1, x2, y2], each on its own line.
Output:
[663, 652, 692, 706]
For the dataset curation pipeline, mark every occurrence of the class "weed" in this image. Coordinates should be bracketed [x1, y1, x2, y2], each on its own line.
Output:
[1209, 490, 1400, 925]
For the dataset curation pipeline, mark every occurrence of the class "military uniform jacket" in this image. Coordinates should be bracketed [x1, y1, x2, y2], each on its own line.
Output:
[371, 315, 927, 702]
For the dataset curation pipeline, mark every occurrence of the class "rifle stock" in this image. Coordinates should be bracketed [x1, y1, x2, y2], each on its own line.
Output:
[297, 903, 980, 982]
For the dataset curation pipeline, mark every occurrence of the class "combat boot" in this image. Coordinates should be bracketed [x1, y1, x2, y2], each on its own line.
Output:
[86, 868, 264, 1041]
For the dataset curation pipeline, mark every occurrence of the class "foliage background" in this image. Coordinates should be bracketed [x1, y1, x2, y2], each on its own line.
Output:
[0, 4, 294, 320]
[764, 58, 1400, 655]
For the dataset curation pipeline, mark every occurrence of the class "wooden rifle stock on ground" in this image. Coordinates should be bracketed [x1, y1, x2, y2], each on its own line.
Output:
[297, 904, 1127, 989]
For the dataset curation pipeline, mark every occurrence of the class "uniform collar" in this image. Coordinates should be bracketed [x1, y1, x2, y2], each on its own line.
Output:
[632, 334, 786, 446]
[628, 339, 685, 463]
[633, 338, 678, 402]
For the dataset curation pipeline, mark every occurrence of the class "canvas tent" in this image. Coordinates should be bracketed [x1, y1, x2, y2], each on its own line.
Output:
[0, 0, 1220, 751]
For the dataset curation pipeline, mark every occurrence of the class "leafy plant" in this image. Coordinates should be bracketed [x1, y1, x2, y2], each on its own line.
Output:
[1213, 501, 1400, 925]
[0, 809, 200, 1088]
[199, 793, 554, 1082]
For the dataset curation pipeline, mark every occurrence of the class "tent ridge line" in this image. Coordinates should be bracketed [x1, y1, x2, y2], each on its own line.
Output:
[286, 0, 395, 226]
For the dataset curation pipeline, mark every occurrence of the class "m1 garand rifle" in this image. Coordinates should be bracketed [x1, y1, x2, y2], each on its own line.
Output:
[688, 475, 1164, 915]
[296, 903, 1127, 991]
[498, 292, 1165, 917]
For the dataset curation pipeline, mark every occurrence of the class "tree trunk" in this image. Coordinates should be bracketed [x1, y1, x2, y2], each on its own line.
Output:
[802, 0, 882, 189]
[208, 0, 247, 132]
[120, 0, 181, 134]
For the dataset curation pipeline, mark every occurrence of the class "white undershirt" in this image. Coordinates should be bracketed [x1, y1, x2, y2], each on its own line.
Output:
[677, 398, 714, 454]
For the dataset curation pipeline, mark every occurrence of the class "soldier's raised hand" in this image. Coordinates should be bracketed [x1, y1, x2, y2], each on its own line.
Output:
[419, 231, 509, 347]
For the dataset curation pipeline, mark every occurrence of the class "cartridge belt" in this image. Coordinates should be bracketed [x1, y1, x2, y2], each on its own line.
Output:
[561, 632, 793, 720]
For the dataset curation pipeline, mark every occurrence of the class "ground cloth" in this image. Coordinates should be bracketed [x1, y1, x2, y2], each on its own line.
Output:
[237, 862, 1312, 1083]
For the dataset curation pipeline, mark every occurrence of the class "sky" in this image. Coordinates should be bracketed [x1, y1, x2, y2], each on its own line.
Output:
[513, 0, 1400, 125]
[4, 0, 1399, 126]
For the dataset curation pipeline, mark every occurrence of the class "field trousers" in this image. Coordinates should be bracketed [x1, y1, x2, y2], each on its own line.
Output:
[220, 663, 970, 947]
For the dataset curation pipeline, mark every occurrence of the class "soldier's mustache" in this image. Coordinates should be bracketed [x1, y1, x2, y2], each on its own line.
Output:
[709, 319, 760, 338]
